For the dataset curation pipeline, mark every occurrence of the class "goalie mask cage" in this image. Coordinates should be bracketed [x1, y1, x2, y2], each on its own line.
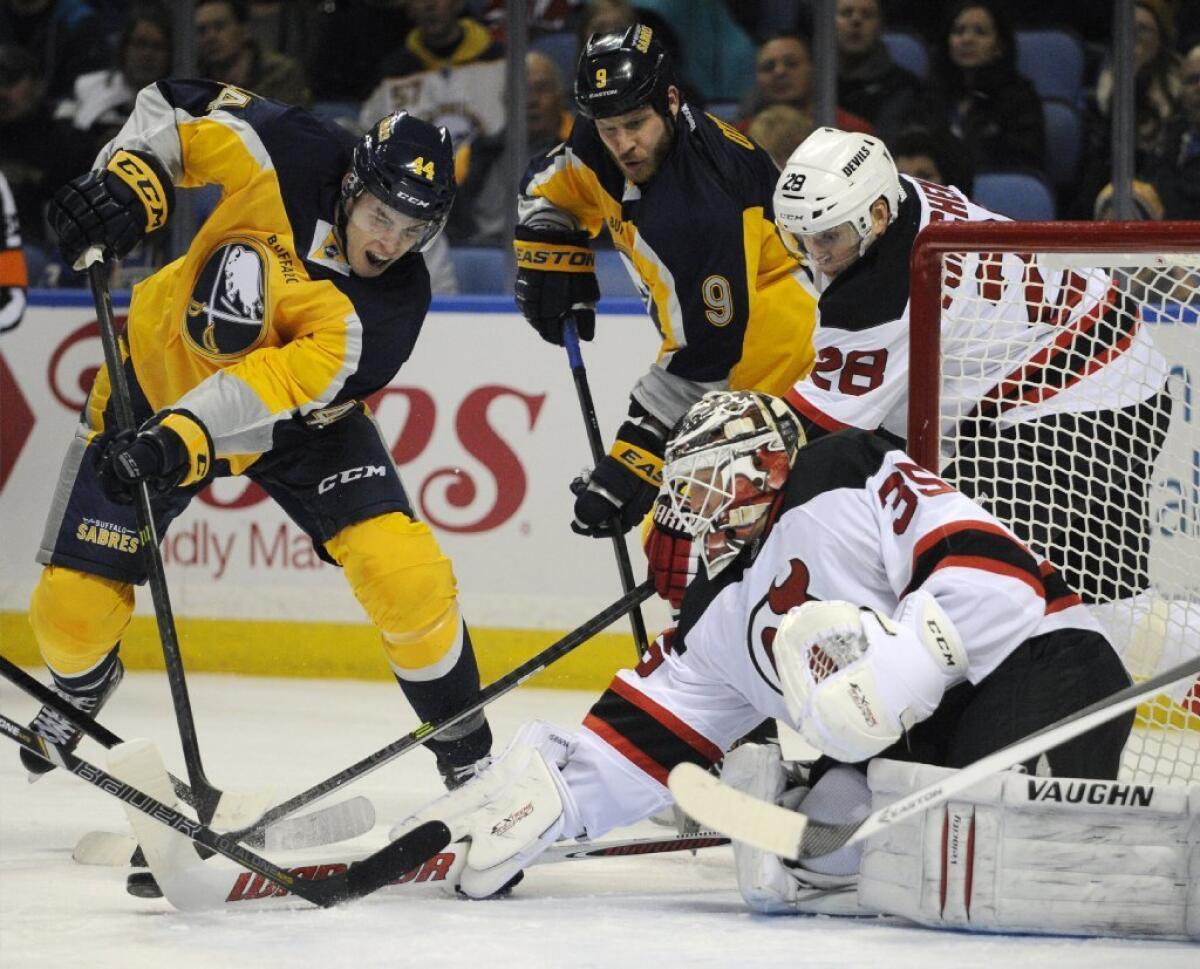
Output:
[909, 220, 1200, 788]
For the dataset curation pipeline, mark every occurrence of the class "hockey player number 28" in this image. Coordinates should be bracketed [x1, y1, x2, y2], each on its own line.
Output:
[810, 346, 889, 396]
[877, 461, 954, 534]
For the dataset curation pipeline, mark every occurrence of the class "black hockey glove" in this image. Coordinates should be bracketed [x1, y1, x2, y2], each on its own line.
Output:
[513, 225, 599, 345]
[50, 149, 173, 267]
[95, 410, 212, 505]
[570, 418, 666, 538]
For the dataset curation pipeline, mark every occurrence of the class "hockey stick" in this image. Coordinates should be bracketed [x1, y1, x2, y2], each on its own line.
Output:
[669, 654, 1200, 862]
[84, 249, 240, 827]
[218, 580, 657, 842]
[563, 315, 650, 659]
[0, 711, 449, 909]
[0, 654, 374, 855]
[127, 828, 733, 906]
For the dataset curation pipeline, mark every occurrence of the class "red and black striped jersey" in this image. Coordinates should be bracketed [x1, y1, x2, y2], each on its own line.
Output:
[786, 176, 1167, 455]
[555, 431, 1102, 839]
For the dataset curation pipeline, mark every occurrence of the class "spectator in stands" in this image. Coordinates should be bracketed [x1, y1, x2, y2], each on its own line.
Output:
[246, 0, 313, 63]
[1073, 0, 1182, 218]
[920, 0, 1044, 172]
[447, 50, 573, 246]
[836, 0, 924, 142]
[1143, 42, 1200, 220]
[57, 2, 173, 157]
[576, 0, 634, 44]
[0, 0, 108, 99]
[308, 0, 412, 104]
[360, 0, 505, 152]
[0, 169, 27, 330]
[739, 33, 874, 135]
[0, 43, 94, 256]
[195, 0, 311, 107]
[634, 0, 756, 103]
[746, 103, 813, 168]
[891, 123, 975, 196]
[481, 0, 585, 44]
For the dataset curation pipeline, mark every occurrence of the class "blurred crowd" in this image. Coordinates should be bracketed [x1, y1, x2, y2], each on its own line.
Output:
[2, 0, 1199, 292]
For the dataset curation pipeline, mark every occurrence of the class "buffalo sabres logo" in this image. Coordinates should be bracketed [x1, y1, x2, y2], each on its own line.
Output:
[746, 559, 815, 693]
[185, 241, 269, 359]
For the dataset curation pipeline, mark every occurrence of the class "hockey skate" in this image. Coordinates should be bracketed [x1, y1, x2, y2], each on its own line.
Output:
[20, 652, 124, 779]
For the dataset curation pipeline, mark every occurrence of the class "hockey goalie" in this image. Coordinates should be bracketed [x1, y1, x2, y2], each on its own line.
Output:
[393, 390, 1198, 940]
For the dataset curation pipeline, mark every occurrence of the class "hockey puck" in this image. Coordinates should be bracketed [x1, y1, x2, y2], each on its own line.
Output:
[126, 870, 164, 898]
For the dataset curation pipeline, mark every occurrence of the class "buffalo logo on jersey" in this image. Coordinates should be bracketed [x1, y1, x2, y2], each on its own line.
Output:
[746, 558, 814, 693]
[185, 241, 269, 359]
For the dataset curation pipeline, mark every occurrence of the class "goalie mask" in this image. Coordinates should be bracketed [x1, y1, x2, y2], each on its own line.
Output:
[774, 127, 904, 264]
[663, 391, 804, 577]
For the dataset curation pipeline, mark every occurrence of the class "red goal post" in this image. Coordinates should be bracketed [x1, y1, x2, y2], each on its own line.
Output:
[907, 220, 1200, 787]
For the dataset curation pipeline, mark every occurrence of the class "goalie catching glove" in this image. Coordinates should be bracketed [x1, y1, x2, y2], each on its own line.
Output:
[95, 409, 213, 504]
[50, 149, 174, 267]
[571, 416, 668, 538]
[774, 592, 967, 763]
[513, 225, 599, 345]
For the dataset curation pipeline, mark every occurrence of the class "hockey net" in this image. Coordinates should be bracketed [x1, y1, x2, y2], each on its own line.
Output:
[909, 221, 1200, 788]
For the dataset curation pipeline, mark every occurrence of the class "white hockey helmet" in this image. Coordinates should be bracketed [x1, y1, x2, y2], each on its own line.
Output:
[663, 391, 804, 577]
[774, 127, 904, 258]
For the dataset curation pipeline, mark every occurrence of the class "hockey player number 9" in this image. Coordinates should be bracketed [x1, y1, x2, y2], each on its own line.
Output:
[703, 275, 732, 326]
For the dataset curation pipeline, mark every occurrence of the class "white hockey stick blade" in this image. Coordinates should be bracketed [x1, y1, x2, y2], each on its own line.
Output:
[210, 787, 276, 833]
[671, 653, 1200, 861]
[72, 796, 377, 866]
[72, 831, 138, 867]
[260, 796, 376, 851]
[107, 739, 204, 908]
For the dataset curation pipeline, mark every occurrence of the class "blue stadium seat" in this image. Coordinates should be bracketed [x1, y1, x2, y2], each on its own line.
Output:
[530, 31, 579, 85]
[1015, 29, 1085, 104]
[450, 247, 509, 294]
[972, 171, 1057, 220]
[881, 30, 929, 80]
[1042, 98, 1083, 188]
[594, 249, 641, 298]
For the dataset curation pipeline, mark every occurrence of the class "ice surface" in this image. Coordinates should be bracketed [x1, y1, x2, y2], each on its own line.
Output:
[1, 671, 1195, 969]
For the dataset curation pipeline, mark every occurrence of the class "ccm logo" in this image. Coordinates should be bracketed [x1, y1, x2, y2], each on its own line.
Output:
[318, 465, 386, 494]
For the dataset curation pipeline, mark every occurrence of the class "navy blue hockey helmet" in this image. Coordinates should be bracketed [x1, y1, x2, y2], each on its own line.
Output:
[574, 24, 675, 120]
[345, 110, 455, 252]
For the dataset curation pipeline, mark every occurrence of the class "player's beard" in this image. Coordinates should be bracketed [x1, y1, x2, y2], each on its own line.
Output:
[618, 124, 674, 185]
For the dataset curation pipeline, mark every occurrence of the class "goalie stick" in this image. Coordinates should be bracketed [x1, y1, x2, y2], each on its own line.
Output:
[214, 581, 657, 843]
[0, 710, 448, 909]
[669, 654, 1200, 862]
[0, 654, 374, 856]
[125, 829, 733, 907]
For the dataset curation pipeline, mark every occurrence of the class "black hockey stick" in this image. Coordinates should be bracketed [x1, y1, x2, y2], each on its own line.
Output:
[0, 709, 449, 908]
[564, 316, 650, 659]
[671, 653, 1200, 861]
[219, 580, 657, 841]
[84, 249, 225, 824]
[0, 654, 373, 853]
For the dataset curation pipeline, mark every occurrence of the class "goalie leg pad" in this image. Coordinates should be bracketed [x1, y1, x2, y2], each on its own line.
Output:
[860, 758, 1200, 940]
[721, 743, 872, 916]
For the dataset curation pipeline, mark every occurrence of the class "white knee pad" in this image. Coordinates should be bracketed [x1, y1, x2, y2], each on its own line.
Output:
[720, 744, 871, 916]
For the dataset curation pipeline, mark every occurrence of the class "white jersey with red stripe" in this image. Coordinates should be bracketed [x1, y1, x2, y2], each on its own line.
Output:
[785, 175, 1167, 456]
[554, 431, 1102, 840]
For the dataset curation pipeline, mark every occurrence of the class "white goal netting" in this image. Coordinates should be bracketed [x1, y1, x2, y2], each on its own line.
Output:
[910, 225, 1200, 787]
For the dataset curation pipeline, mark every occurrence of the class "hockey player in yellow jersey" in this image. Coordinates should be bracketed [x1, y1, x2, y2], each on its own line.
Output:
[21, 81, 493, 789]
[513, 25, 818, 564]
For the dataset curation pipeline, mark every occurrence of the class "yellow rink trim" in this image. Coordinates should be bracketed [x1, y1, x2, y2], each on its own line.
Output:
[0, 612, 636, 692]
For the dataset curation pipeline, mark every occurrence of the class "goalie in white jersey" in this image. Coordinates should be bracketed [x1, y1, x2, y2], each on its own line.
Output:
[393, 392, 1197, 939]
